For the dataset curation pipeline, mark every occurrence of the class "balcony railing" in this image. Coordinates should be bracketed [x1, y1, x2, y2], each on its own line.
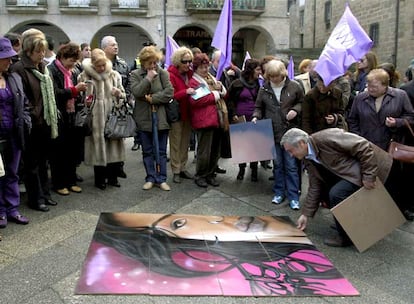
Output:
[59, 0, 98, 14]
[6, 0, 47, 13]
[185, 0, 265, 15]
[110, 0, 148, 16]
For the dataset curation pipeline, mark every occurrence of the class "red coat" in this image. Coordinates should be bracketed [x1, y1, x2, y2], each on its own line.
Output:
[188, 74, 223, 130]
[167, 65, 193, 121]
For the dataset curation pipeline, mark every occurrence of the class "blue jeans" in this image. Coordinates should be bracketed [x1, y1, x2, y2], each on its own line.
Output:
[139, 130, 168, 184]
[272, 144, 300, 201]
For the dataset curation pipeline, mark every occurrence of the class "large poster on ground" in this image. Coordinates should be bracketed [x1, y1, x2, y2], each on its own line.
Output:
[229, 119, 276, 164]
[76, 213, 359, 297]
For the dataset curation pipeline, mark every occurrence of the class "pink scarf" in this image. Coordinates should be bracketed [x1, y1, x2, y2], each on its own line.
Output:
[55, 59, 75, 113]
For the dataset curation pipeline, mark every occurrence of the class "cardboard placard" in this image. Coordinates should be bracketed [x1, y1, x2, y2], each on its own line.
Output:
[229, 119, 276, 164]
[331, 179, 406, 252]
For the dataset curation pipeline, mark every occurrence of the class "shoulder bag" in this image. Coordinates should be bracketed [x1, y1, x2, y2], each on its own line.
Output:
[104, 102, 137, 139]
[388, 119, 414, 163]
[75, 93, 95, 136]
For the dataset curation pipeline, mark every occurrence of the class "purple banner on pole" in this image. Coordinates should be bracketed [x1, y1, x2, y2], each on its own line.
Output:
[165, 35, 179, 69]
[287, 56, 294, 80]
[211, 0, 232, 80]
[314, 4, 373, 86]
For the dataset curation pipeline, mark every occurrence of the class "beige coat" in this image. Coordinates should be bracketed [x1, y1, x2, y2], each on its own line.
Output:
[78, 59, 126, 166]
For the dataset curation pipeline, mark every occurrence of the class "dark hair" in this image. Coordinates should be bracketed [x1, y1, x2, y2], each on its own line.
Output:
[192, 53, 210, 70]
[378, 62, 400, 88]
[46, 35, 55, 51]
[80, 42, 89, 50]
[4, 32, 21, 47]
[56, 42, 81, 60]
[92, 213, 345, 296]
[242, 58, 261, 80]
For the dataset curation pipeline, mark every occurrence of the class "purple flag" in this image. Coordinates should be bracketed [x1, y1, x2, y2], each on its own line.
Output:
[242, 51, 251, 70]
[165, 35, 179, 69]
[287, 56, 294, 80]
[211, 0, 232, 80]
[314, 4, 373, 86]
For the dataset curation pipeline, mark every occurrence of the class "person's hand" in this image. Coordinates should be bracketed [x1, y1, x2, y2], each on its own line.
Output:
[187, 88, 195, 95]
[145, 94, 153, 104]
[286, 110, 297, 121]
[363, 179, 376, 190]
[214, 81, 222, 91]
[75, 82, 87, 92]
[146, 69, 158, 81]
[251, 117, 257, 124]
[325, 114, 335, 125]
[385, 116, 396, 127]
[111, 87, 121, 98]
[296, 214, 308, 231]
[232, 115, 239, 123]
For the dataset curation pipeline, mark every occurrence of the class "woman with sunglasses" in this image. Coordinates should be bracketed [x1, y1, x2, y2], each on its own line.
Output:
[167, 47, 195, 184]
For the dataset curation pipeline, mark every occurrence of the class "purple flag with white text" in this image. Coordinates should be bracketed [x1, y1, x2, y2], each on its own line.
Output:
[211, 0, 232, 80]
[287, 56, 294, 80]
[165, 36, 179, 69]
[314, 4, 373, 86]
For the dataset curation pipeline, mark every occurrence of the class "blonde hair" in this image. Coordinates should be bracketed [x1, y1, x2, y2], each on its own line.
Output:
[367, 69, 389, 86]
[298, 59, 312, 73]
[91, 48, 108, 66]
[264, 60, 287, 79]
[138, 46, 161, 66]
[21, 28, 47, 55]
[171, 46, 193, 67]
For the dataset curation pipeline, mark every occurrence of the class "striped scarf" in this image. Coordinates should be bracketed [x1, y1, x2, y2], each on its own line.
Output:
[31, 68, 59, 139]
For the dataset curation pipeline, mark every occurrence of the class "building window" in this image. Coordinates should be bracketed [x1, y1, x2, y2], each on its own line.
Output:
[300, 34, 304, 48]
[299, 9, 304, 28]
[369, 23, 379, 46]
[324, 1, 332, 24]
[412, 20, 414, 36]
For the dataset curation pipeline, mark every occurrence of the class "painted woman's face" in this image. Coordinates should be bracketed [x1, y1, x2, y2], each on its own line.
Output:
[112, 213, 308, 243]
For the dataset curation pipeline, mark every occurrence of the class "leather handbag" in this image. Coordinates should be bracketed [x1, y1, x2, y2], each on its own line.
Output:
[75, 94, 95, 136]
[165, 98, 180, 124]
[104, 103, 137, 139]
[388, 119, 414, 163]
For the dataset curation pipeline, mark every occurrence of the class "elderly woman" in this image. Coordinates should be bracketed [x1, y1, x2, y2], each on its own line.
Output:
[0, 37, 31, 227]
[166, 46, 195, 184]
[130, 46, 174, 191]
[10, 28, 59, 212]
[188, 53, 227, 188]
[252, 60, 303, 210]
[348, 68, 414, 220]
[78, 49, 126, 190]
[48, 42, 88, 195]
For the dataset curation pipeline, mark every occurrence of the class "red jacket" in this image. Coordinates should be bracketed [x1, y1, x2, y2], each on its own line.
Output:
[167, 65, 193, 121]
[188, 73, 223, 130]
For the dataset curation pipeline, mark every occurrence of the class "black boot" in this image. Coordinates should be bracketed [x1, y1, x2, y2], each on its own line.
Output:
[237, 167, 245, 180]
[251, 167, 258, 182]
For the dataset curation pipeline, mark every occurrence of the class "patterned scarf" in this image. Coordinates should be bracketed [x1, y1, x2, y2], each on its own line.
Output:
[54, 59, 75, 113]
[31, 68, 59, 139]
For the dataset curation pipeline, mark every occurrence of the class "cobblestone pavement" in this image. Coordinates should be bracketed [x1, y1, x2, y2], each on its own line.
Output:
[0, 138, 413, 304]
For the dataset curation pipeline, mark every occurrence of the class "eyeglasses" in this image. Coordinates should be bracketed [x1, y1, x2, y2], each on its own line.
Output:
[181, 60, 192, 64]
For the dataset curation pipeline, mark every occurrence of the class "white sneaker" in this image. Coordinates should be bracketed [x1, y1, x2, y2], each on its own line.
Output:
[142, 182, 153, 190]
[159, 182, 171, 191]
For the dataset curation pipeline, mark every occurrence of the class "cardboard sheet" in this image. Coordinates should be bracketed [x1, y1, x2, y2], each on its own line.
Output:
[331, 179, 406, 252]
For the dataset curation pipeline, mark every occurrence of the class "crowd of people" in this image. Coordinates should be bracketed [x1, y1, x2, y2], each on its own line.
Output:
[0, 28, 413, 247]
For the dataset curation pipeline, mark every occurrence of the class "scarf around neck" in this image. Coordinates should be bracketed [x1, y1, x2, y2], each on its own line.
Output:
[31, 68, 59, 139]
[55, 59, 75, 113]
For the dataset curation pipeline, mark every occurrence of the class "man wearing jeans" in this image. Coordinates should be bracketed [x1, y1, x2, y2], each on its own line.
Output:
[281, 128, 392, 247]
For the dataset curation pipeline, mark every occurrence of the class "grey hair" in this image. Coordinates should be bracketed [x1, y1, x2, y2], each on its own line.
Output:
[101, 35, 116, 49]
[280, 128, 310, 147]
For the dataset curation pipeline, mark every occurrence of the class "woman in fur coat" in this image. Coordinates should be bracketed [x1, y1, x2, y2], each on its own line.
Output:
[78, 49, 126, 190]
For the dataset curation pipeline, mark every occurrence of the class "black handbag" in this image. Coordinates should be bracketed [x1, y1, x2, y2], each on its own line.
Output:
[165, 98, 180, 124]
[104, 103, 137, 139]
[75, 95, 95, 136]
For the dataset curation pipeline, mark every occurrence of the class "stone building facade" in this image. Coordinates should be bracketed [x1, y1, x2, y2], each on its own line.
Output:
[0, 0, 292, 67]
[289, 0, 414, 81]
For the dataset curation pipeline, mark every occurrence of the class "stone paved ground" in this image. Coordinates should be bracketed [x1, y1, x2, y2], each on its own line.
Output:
[0, 138, 413, 304]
